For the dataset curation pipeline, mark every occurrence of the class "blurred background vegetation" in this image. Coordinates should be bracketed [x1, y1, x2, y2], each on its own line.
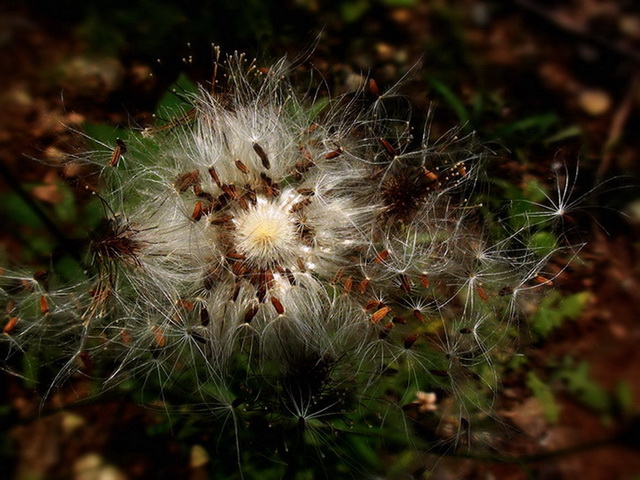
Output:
[1, 0, 639, 478]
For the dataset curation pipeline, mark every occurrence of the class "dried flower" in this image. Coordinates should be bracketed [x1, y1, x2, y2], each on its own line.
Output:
[1, 50, 564, 470]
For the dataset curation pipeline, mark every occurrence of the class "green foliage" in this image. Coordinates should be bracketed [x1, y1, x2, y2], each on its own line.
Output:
[530, 291, 590, 338]
[555, 358, 612, 413]
[526, 371, 560, 423]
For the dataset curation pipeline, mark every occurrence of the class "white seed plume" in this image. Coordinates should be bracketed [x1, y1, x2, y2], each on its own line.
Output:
[0, 51, 567, 458]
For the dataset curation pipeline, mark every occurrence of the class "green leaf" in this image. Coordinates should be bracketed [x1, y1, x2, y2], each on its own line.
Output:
[0, 192, 42, 228]
[531, 291, 590, 338]
[557, 360, 611, 413]
[527, 371, 560, 423]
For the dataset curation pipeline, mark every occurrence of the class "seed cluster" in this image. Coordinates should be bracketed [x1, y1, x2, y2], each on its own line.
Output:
[1, 52, 562, 454]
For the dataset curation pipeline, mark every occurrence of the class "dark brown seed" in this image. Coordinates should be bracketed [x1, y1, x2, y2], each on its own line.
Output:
[200, 307, 210, 327]
[419, 274, 430, 289]
[175, 171, 200, 193]
[253, 143, 270, 169]
[358, 278, 370, 293]
[413, 310, 426, 322]
[459, 327, 472, 334]
[399, 274, 411, 293]
[227, 251, 246, 261]
[379, 138, 397, 157]
[244, 306, 259, 323]
[404, 333, 419, 349]
[234, 159, 249, 174]
[498, 286, 513, 297]
[109, 138, 127, 167]
[365, 299, 382, 311]
[270, 297, 284, 315]
[208, 167, 223, 188]
[190, 329, 207, 344]
[80, 351, 93, 370]
[290, 198, 312, 213]
[210, 214, 233, 225]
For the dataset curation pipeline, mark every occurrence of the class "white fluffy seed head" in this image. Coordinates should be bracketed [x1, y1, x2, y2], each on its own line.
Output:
[0, 51, 569, 458]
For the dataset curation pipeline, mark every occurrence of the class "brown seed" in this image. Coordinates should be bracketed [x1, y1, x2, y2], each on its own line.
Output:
[459, 327, 472, 334]
[191, 201, 204, 221]
[175, 170, 200, 192]
[33, 270, 49, 283]
[234, 159, 249, 174]
[476, 284, 488, 302]
[419, 274, 430, 289]
[456, 162, 467, 177]
[498, 286, 513, 296]
[392, 316, 407, 325]
[374, 250, 390, 264]
[379, 138, 397, 157]
[80, 351, 93, 370]
[399, 274, 411, 293]
[358, 278, 370, 293]
[368, 78, 380, 97]
[121, 329, 132, 344]
[284, 268, 296, 285]
[244, 306, 259, 323]
[297, 188, 315, 196]
[379, 322, 393, 339]
[370, 306, 392, 324]
[152, 326, 166, 348]
[413, 310, 426, 322]
[422, 167, 438, 183]
[208, 167, 223, 188]
[253, 142, 270, 169]
[404, 333, 419, 349]
[109, 138, 127, 167]
[342, 277, 353, 295]
[227, 251, 246, 261]
[210, 214, 234, 225]
[324, 147, 343, 159]
[270, 297, 284, 315]
[200, 307, 210, 327]
[3, 316, 18, 334]
[533, 275, 553, 286]
[40, 295, 49, 314]
[365, 299, 382, 311]
[290, 198, 312, 213]
[176, 298, 194, 311]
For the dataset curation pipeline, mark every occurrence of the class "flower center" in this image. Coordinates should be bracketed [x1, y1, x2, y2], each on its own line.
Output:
[235, 200, 297, 267]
